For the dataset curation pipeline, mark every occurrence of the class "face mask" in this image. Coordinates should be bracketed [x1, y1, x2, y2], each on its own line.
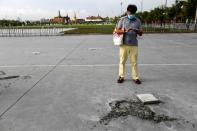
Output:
[128, 15, 135, 20]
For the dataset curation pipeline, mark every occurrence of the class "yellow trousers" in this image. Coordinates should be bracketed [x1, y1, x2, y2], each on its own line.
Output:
[119, 45, 139, 80]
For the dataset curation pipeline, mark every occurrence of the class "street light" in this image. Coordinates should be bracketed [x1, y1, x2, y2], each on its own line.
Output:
[165, 0, 167, 8]
[195, 6, 197, 30]
[120, 2, 123, 16]
[195, 6, 197, 24]
[141, 0, 143, 12]
[163, 0, 168, 28]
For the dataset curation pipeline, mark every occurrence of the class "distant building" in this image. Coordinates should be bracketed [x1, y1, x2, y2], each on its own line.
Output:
[50, 11, 70, 24]
[40, 18, 50, 23]
[76, 19, 85, 24]
[70, 12, 85, 24]
[85, 15, 104, 23]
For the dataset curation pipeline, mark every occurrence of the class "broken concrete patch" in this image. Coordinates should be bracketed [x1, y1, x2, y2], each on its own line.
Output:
[99, 99, 177, 125]
[0, 76, 20, 80]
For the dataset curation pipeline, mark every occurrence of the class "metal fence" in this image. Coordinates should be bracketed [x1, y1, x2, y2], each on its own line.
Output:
[0, 23, 196, 37]
[0, 27, 76, 37]
[142, 23, 197, 32]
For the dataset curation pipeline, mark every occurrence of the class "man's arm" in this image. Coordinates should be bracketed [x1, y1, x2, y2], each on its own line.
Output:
[113, 18, 125, 34]
[113, 28, 125, 34]
[124, 28, 143, 36]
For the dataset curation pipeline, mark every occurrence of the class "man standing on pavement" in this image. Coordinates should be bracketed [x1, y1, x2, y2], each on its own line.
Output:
[115, 4, 143, 84]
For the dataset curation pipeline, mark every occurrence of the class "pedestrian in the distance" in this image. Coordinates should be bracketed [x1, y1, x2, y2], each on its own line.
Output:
[114, 4, 143, 84]
[186, 19, 190, 30]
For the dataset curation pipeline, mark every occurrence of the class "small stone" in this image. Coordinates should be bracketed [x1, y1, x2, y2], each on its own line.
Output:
[32, 51, 40, 55]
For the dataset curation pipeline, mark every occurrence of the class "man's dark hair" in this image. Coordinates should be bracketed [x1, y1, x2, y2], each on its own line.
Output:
[127, 4, 137, 14]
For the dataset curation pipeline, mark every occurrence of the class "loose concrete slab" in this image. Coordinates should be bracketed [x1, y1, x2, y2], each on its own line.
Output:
[0, 34, 197, 131]
[136, 94, 159, 104]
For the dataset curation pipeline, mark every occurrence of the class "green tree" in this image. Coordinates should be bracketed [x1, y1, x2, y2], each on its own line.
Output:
[185, 0, 197, 20]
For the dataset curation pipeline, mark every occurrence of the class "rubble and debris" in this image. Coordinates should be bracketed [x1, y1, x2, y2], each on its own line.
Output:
[99, 99, 177, 125]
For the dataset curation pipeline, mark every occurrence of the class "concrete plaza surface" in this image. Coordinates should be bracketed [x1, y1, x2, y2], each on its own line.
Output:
[0, 34, 197, 131]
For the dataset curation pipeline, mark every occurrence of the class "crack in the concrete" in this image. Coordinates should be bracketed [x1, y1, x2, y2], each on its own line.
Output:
[0, 76, 19, 80]
[0, 39, 86, 118]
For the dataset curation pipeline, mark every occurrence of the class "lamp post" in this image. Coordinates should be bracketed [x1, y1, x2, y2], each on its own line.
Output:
[165, 0, 167, 8]
[195, 6, 197, 30]
[120, 2, 123, 16]
[163, 0, 167, 28]
[141, 0, 143, 12]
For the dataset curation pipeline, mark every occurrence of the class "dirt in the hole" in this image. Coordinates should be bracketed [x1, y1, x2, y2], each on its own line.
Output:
[99, 99, 177, 125]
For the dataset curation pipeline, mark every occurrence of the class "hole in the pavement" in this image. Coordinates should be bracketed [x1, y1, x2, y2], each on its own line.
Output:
[99, 99, 177, 125]
[0, 76, 20, 80]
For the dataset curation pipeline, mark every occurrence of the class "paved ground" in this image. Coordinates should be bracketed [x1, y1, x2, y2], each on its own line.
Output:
[0, 34, 197, 131]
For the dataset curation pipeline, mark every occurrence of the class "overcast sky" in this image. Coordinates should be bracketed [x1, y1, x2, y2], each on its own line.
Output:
[0, 0, 176, 20]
